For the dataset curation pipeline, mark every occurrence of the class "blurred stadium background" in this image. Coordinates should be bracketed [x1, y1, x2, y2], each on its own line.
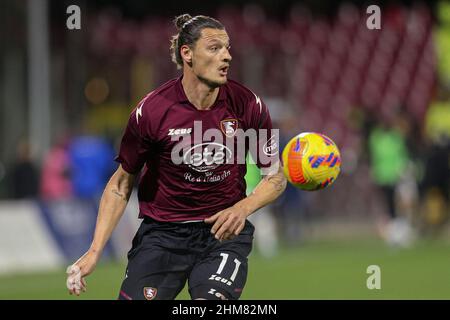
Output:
[0, 0, 449, 299]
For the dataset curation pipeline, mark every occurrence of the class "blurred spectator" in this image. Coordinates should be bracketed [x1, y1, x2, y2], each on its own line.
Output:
[368, 113, 415, 247]
[9, 140, 39, 199]
[420, 134, 450, 231]
[393, 109, 422, 223]
[273, 116, 307, 246]
[67, 136, 116, 200]
[369, 115, 409, 218]
[274, 181, 306, 246]
[419, 95, 450, 232]
[40, 138, 73, 200]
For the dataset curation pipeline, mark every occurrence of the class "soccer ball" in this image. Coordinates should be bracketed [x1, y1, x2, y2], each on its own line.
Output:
[282, 132, 341, 191]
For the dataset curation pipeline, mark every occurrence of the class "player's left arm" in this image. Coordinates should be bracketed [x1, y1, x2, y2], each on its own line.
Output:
[205, 164, 286, 241]
[206, 92, 286, 240]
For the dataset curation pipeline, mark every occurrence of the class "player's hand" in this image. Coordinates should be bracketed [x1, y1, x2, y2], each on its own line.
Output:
[204, 206, 248, 241]
[66, 250, 100, 296]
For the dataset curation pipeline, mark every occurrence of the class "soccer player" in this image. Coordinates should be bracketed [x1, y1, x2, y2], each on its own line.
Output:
[66, 14, 287, 300]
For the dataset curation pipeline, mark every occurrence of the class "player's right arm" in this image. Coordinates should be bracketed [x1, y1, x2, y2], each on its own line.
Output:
[66, 164, 135, 296]
[67, 96, 153, 295]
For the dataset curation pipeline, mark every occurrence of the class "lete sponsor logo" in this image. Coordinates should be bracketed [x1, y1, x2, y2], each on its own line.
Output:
[183, 142, 232, 173]
[170, 121, 280, 169]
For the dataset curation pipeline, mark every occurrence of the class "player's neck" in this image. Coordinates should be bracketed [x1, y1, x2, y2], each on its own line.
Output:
[181, 72, 219, 110]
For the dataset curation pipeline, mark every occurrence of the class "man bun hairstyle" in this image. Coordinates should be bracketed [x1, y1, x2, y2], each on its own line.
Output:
[174, 14, 193, 30]
[170, 14, 225, 69]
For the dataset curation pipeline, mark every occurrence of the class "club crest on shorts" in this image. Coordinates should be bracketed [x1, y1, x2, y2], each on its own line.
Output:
[220, 119, 238, 137]
[143, 287, 157, 300]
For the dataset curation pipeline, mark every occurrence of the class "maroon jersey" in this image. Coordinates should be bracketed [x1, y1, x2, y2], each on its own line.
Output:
[116, 76, 278, 222]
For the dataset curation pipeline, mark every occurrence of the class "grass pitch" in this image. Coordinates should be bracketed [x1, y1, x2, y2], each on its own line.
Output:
[1, 238, 449, 300]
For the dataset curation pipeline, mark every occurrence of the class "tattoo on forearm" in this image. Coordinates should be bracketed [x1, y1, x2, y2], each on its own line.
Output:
[266, 174, 286, 192]
[111, 189, 126, 200]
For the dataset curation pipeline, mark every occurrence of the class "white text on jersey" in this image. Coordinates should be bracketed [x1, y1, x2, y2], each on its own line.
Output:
[168, 128, 192, 136]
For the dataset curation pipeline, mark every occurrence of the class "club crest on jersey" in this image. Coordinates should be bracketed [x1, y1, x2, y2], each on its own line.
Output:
[220, 119, 238, 137]
[143, 287, 157, 300]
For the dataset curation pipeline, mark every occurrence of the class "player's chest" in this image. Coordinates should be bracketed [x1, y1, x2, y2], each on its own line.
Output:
[157, 104, 244, 145]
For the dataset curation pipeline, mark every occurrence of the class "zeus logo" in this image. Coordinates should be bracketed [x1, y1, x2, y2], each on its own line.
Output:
[209, 274, 232, 286]
[208, 288, 228, 300]
[168, 128, 192, 136]
[136, 103, 143, 124]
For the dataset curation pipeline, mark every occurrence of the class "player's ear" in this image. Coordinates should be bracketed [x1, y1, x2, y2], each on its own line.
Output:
[180, 44, 193, 67]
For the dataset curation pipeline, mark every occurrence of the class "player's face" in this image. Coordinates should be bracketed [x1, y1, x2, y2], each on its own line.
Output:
[191, 28, 232, 87]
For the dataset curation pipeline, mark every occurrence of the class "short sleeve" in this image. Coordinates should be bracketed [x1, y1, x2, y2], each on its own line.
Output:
[115, 102, 153, 174]
[246, 94, 280, 175]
